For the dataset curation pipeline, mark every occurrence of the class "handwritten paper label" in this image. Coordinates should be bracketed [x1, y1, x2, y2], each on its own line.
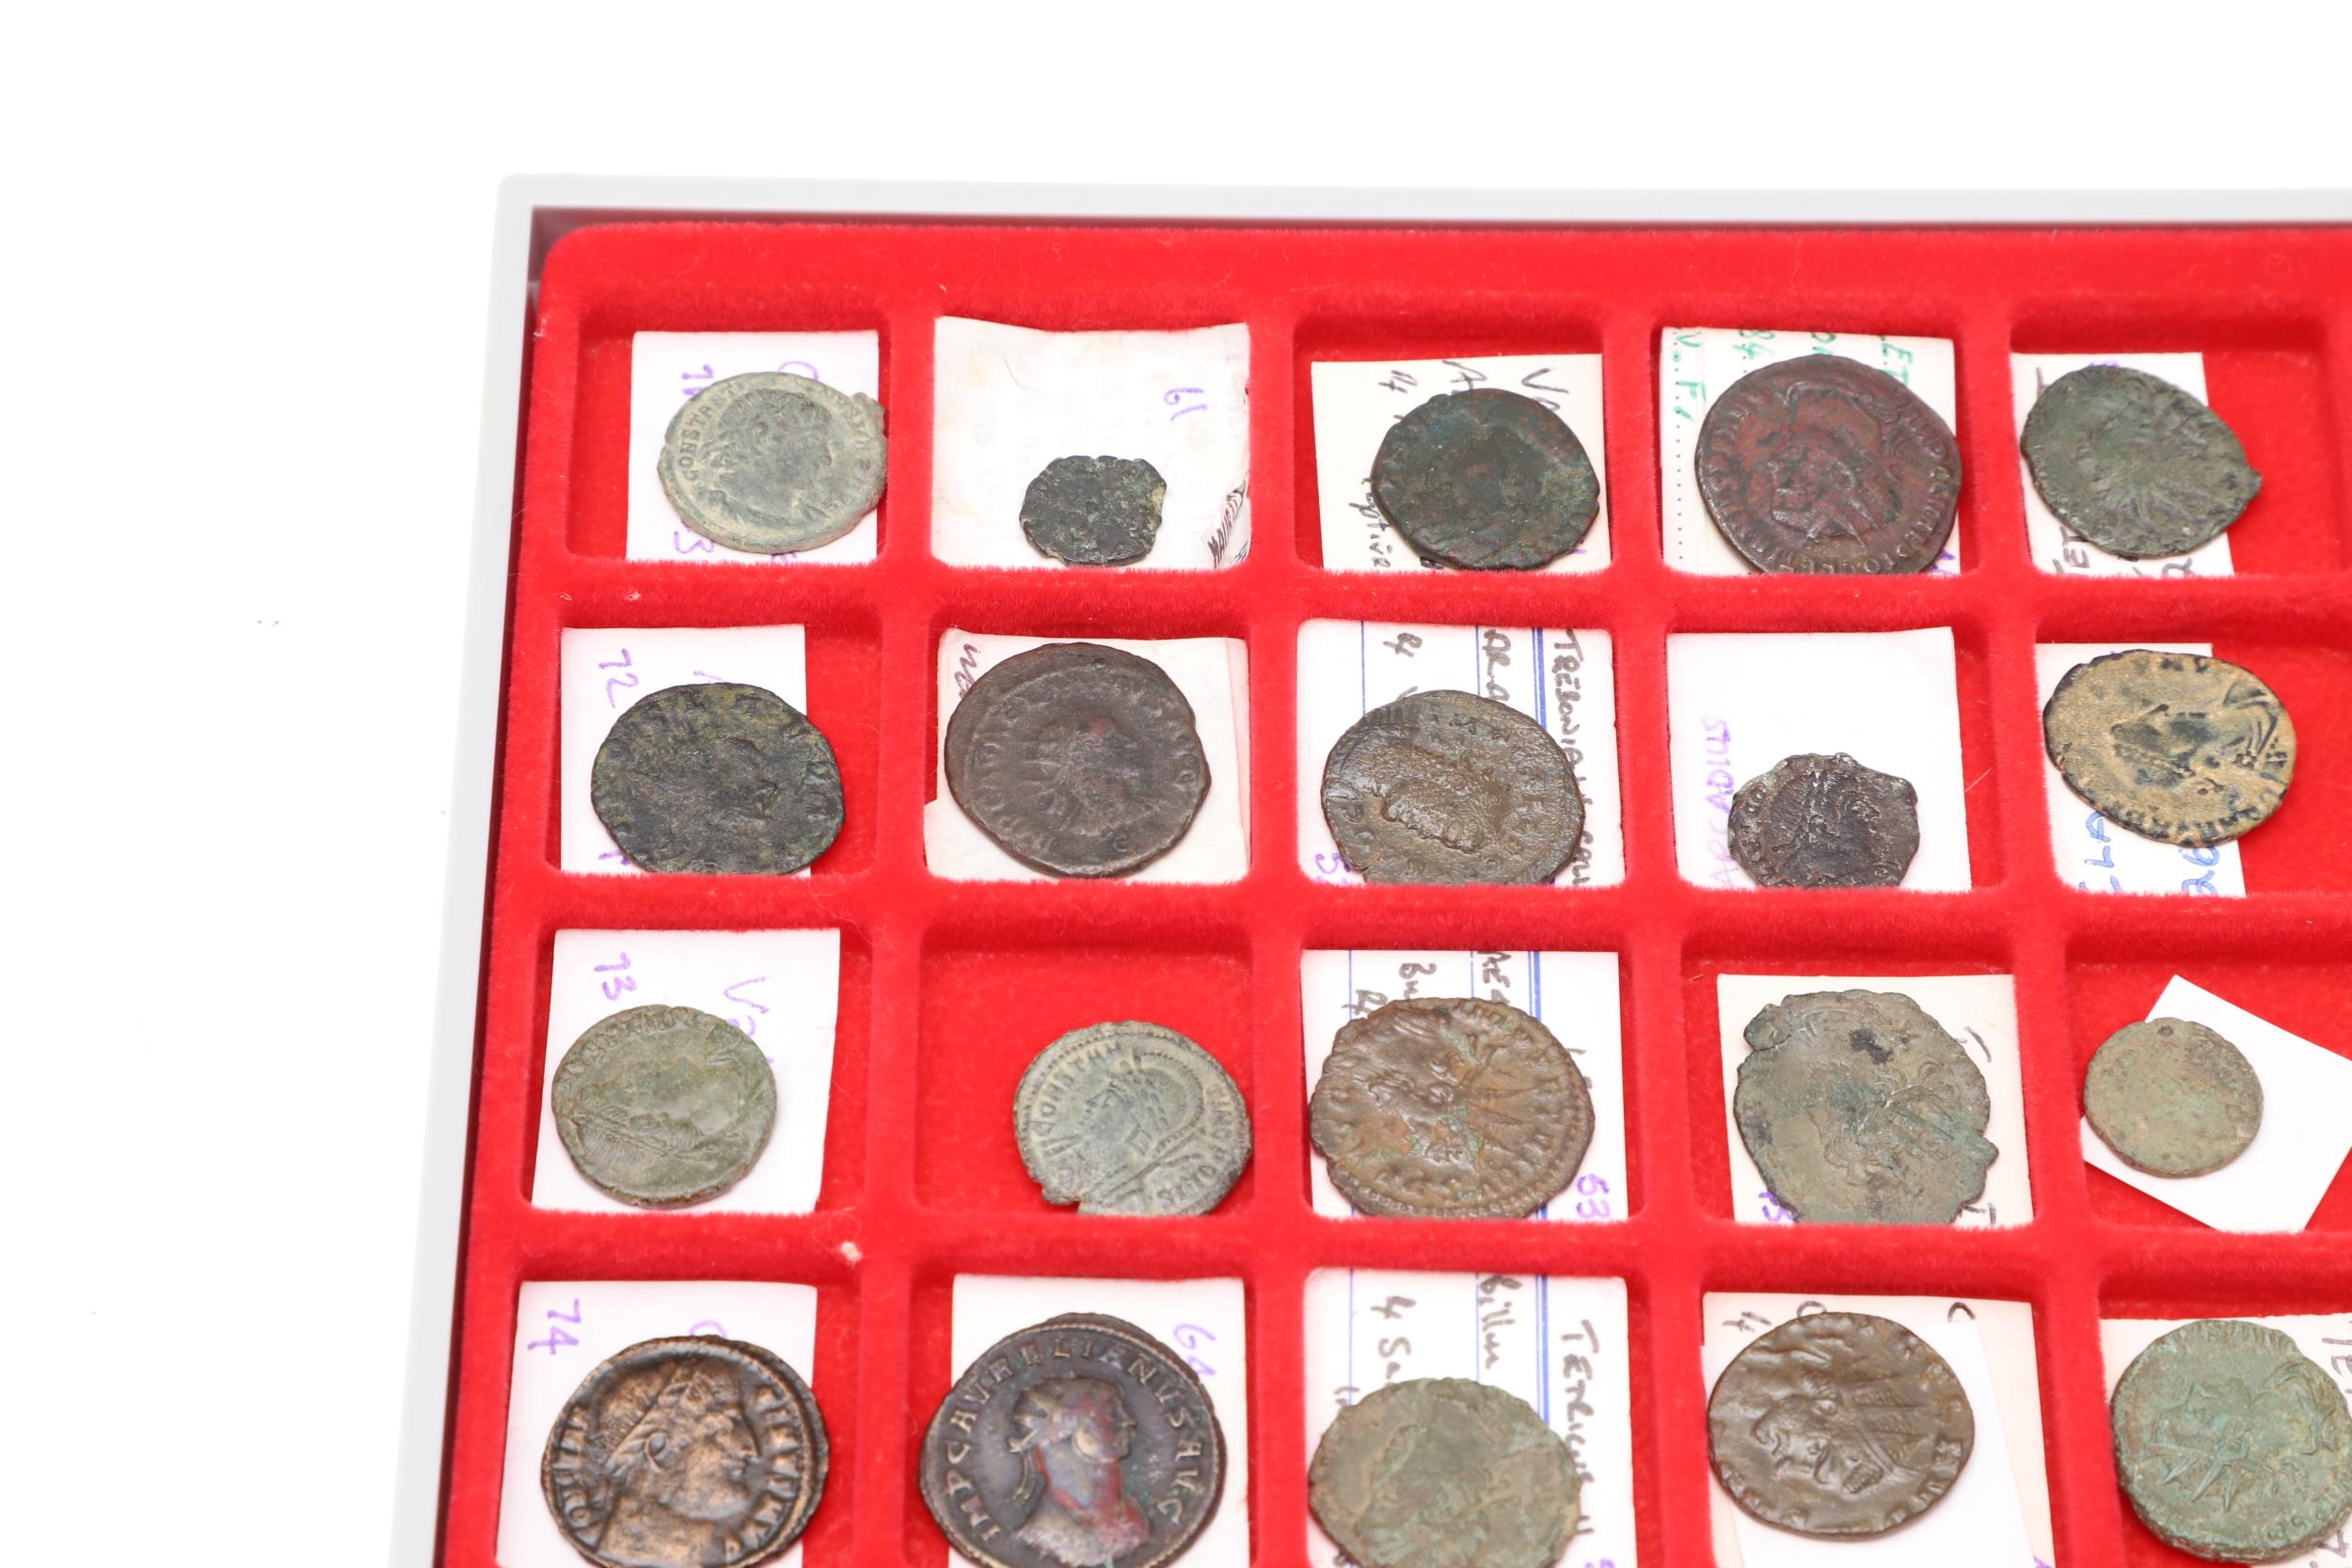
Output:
[2013, 353, 2231, 578]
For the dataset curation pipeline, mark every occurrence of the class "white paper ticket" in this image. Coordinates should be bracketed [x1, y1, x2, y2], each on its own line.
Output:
[2013, 352, 2232, 578]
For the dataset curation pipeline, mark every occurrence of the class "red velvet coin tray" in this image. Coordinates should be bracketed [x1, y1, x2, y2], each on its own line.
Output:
[435, 220, 2352, 1568]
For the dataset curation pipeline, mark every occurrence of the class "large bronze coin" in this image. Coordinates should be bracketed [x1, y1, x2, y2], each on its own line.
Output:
[1370, 388, 1601, 570]
[1320, 689, 1582, 886]
[919, 1312, 1224, 1568]
[2112, 1318, 2352, 1562]
[1695, 355, 1962, 574]
[2084, 1018, 2264, 1178]
[1020, 455, 1167, 565]
[1310, 1377, 1578, 1568]
[659, 371, 886, 554]
[1734, 990, 1997, 1225]
[1013, 1021, 1251, 1216]
[945, 642, 1210, 878]
[551, 1004, 778, 1209]
[1728, 752, 1921, 888]
[2042, 648, 2296, 847]
[1309, 996, 1592, 1218]
[2022, 364, 2261, 560]
[591, 682, 845, 875]
[542, 1335, 828, 1568]
[1709, 1312, 1975, 1537]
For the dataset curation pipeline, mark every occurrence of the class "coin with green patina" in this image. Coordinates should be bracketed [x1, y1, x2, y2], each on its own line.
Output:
[551, 1004, 778, 1209]
[2111, 1318, 2352, 1562]
[592, 682, 844, 875]
[2084, 1017, 2263, 1178]
[1013, 1021, 1250, 1216]
[2043, 649, 2296, 847]
[1728, 752, 1920, 888]
[1020, 455, 1167, 564]
[659, 371, 886, 554]
[1370, 388, 1600, 569]
[1311, 1377, 1578, 1568]
[2022, 364, 2260, 560]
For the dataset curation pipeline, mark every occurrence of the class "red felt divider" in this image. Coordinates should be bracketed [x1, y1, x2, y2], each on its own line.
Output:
[435, 220, 2352, 1568]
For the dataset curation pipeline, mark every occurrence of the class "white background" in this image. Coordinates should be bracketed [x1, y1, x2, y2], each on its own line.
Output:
[10, 11, 2345, 1564]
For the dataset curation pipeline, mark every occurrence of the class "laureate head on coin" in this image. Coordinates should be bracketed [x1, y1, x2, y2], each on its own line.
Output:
[658, 371, 886, 555]
[543, 1335, 828, 1568]
[592, 682, 846, 875]
[944, 642, 1210, 879]
[2022, 364, 2260, 560]
[1696, 355, 1961, 574]
[1013, 1021, 1250, 1216]
[2111, 1318, 2352, 1562]
[1021, 455, 1168, 565]
[2084, 1017, 2263, 1179]
[1709, 1312, 1974, 1537]
[551, 1005, 778, 1209]
[1370, 388, 1601, 570]
[920, 1313, 1223, 1568]
[1734, 990, 1997, 1225]
[1310, 1377, 1578, 1568]
[2042, 648, 2296, 847]
[1729, 752, 1920, 888]
[1320, 689, 1582, 886]
[1309, 996, 1593, 1219]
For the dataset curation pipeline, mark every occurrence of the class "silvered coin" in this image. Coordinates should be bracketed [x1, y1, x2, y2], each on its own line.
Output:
[542, 1334, 828, 1568]
[1708, 1311, 1974, 1537]
[1014, 1021, 1250, 1216]
[1370, 388, 1601, 570]
[592, 682, 845, 875]
[2043, 648, 2296, 847]
[2111, 1318, 2352, 1562]
[1729, 752, 1920, 888]
[2022, 364, 2260, 559]
[658, 371, 886, 554]
[1310, 1377, 1578, 1568]
[2084, 1017, 2263, 1178]
[1734, 990, 1996, 1225]
[551, 1004, 778, 1209]
[1021, 455, 1167, 564]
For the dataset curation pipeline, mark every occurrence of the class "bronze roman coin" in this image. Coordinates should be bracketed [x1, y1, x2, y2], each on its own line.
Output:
[551, 1004, 778, 1209]
[1370, 388, 1601, 570]
[1708, 1312, 1975, 1537]
[1310, 1377, 1578, 1568]
[1696, 355, 1962, 574]
[945, 642, 1210, 879]
[918, 1313, 1224, 1568]
[2084, 1018, 2264, 1178]
[1309, 995, 1593, 1219]
[1320, 689, 1583, 886]
[659, 371, 886, 555]
[2042, 648, 2296, 847]
[1012, 1021, 1251, 1216]
[1728, 752, 1921, 889]
[2022, 364, 2260, 560]
[1020, 455, 1168, 565]
[2111, 1318, 2352, 1562]
[591, 682, 845, 875]
[543, 1335, 828, 1568]
[1734, 990, 1997, 1225]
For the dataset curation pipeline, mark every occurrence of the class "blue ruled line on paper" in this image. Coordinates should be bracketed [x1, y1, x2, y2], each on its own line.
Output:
[1533, 627, 1548, 731]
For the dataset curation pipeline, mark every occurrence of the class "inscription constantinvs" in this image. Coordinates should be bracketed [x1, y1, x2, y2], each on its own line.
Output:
[591, 682, 845, 875]
[2084, 1018, 2264, 1179]
[1708, 1312, 1975, 1538]
[918, 1313, 1224, 1568]
[658, 371, 886, 555]
[1020, 455, 1168, 565]
[551, 1005, 778, 1209]
[2022, 364, 2261, 560]
[1369, 388, 1601, 570]
[2043, 649, 2296, 847]
[542, 1335, 828, 1568]
[1013, 1021, 1251, 1216]
[2111, 1319, 2352, 1562]
[1728, 752, 1921, 889]
[1310, 1377, 1579, 1568]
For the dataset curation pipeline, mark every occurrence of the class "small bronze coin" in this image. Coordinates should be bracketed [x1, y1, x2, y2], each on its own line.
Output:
[1695, 355, 1962, 575]
[1728, 752, 1921, 888]
[1708, 1311, 1975, 1537]
[2022, 364, 2261, 560]
[918, 1312, 1224, 1568]
[1734, 990, 1997, 1225]
[2042, 648, 2296, 847]
[542, 1334, 828, 1568]
[1310, 1377, 1579, 1568]
[1320, 689, 1582, 886]
[1370, 388, 1601, 570]
[2111, 1318, 2352, 1562]
[945, 642, 1210, 879]
[550, 1004, 778, 1209]
[1013, 1021, 1251, 1216]
[658, 371, 886, 554]
[2084, 1018, 2264, 1178]
[1020, 455, 1168, 564]
[591, 682, 845, 875]
[1310, 996, 1593, 1219]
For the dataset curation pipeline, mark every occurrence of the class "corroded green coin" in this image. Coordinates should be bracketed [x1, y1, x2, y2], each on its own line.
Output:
[2084, 1017, 2263, 1178]
[1020, 455, 1167, 564]
[1013, 1021, 1250, 1216]
[551, 1005, 777, 1208]
[659, 371, 886, 554]
[1371, 388, 1601, 570]
[2022, 364, 2260, 559]
[2112, 1319, 2352, 1562]
[592, 682, 845, 875]
[2043, 649, 2296, 847]
[1311, 1377, 1578, 1568]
